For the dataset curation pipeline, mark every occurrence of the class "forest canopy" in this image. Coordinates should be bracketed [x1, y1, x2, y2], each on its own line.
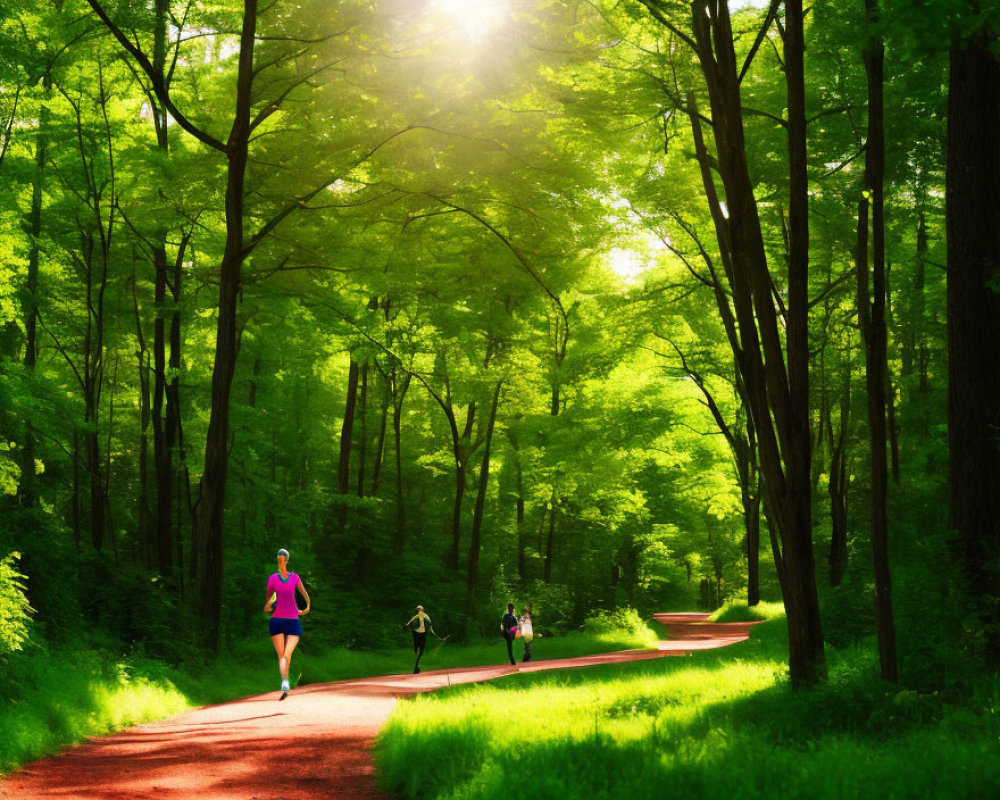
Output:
[1, 0, 998, 693]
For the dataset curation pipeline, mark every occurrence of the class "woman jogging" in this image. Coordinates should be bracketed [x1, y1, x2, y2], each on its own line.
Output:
[263, 548, 310, 700]
[403, 605, 434, 674]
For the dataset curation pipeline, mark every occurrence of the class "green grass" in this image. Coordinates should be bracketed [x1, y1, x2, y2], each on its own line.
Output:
[0, 613, 659, 776]
[374, 615, 1000, 800]
[708, 600, 785, 623]
[0, 648, 191, 775]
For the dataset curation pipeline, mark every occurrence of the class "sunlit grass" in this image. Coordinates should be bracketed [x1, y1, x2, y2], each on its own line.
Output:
[0, 651, 190, 774]
[375, 617, 1000, 800]
[708, 600, 785, 622]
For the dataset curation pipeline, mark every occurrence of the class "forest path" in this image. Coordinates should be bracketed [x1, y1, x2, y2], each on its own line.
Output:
[0, 613, 759, 800]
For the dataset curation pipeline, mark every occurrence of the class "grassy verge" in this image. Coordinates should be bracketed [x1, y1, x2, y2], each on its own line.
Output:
[374, 612, 1000, 800]
[0, 647, 191, 775]
[0, 611, 659, 776]
[708, 600, 785, 623]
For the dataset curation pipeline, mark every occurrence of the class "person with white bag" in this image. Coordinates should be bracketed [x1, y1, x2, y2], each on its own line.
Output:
[519, 605, 534, 663]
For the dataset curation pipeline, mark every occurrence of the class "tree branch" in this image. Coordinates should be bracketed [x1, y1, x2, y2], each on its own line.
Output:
[636, 0, 699, 53]
[249, 59, 346, 132]
[738, 0, 781, 84]
[243, 124, 421, 257]
[83, 0, 227, 152]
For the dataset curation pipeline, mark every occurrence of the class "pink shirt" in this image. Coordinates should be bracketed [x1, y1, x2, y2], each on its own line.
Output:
[267, 572, 301, 619]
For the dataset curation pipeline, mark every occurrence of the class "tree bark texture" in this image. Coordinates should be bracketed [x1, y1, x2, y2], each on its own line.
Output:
[859, 0, 898, 681]
[947, 30, 1000, 668]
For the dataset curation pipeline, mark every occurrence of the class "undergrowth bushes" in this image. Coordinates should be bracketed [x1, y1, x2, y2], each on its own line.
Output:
[0, 645, 190, 774]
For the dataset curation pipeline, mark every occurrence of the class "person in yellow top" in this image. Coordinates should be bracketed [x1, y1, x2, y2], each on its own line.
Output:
[403, 605, 434, 674]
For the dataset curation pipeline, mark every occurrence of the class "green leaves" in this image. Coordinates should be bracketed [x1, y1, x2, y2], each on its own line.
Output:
[0, 442, 20, 496]
[0, 552, 33, 655]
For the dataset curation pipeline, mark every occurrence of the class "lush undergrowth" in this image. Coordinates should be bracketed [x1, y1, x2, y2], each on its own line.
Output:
[0, 609, 659, 776]
[0, 646, 191, 775]
[375, 609, 1000, 800]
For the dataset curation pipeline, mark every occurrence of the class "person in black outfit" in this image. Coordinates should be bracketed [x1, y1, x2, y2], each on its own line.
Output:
[500, 602, 518, 665]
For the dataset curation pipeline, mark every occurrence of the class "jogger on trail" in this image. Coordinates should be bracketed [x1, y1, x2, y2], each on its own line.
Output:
[264, 548, 310, 700]
[403, 605, 434, 673]
[501, 602, 518, 665]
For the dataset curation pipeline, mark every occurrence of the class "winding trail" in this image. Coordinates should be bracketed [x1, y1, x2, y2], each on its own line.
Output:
[0, 613, 759, 800]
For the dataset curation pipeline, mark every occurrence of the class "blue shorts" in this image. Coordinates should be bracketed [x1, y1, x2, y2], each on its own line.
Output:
[269, 617, 303, 638]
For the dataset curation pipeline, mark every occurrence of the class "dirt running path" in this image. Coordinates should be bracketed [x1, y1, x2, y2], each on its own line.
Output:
[0, 613, 758, 800]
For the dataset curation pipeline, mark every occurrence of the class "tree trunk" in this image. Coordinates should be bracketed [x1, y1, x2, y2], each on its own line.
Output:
[152, 241, 172, 571]
[447, 402, 476, 570]
[683, 0, 825, 686]
[72, 430, 81, 553]
[827, 376, 850, 588]
[88, 428, 105, 551]
[19, 72, 50, 509]
[370, 369, 389, 496]
[167, 240, 186, 576]
[947, 29, 1000, 669]
[151, 0, 175, 576]
[912, 209, 929, 398]
[392, 369, 410, 553]
[507, 432, 527, 579]
[914, 209, 929, 397]
[783, 0, 825, 688]
[335, 357, 360, 534]
[82, 220, 110, 553]
[745, 475, 761, 606]
[356, 363, 368, 498]
[886, 366, 901, 485]
[860, 0, 898, 682]
[106, 356, 119, 562]
[543, 504, 556, 583]
[131, 264, 152, 567]
[466, 381, 502, 606]
[197, 0, 258, 650]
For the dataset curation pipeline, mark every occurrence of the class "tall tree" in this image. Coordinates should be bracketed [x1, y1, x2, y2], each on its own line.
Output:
[856, 0, 898, 682]
[19, 71, 50, 510]
[636, 0, 826, 685]
[946, 15, 1000, 668]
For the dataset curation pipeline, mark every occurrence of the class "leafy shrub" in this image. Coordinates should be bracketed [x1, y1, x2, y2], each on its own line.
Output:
[586, 607, 659, 647]
[0, 442, 19, 496]
[0, 551, 33, 657]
